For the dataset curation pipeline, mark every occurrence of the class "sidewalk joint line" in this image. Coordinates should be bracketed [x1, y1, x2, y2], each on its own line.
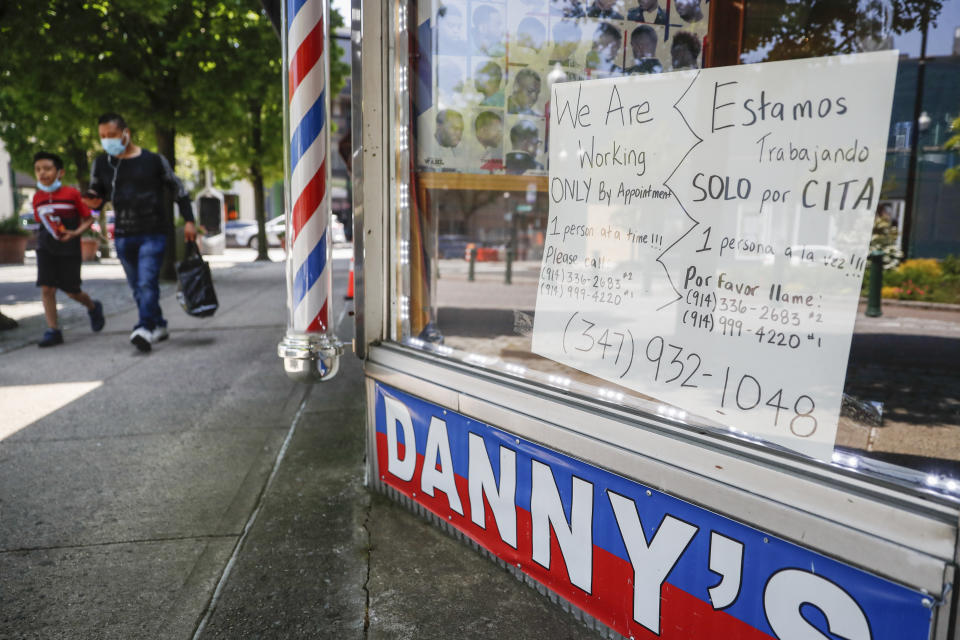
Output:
[336, 298, 353, 333]
[362, 486, 372, 637]
[2, 424, 287, 446]
[190, 385, 313, 639]
[0, 534, 238, 555]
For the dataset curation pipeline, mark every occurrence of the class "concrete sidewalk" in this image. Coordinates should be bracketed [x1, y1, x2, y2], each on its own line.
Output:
[0, 255, 590, 639]
[0, 247, 287, 353]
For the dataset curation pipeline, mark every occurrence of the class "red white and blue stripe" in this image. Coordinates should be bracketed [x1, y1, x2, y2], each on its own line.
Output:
[287, 0, 330, 333]
[374, 383, 934, 640]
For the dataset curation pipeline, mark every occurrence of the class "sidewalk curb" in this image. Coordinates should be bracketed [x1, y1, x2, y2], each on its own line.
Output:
[859, 296, 960, 312]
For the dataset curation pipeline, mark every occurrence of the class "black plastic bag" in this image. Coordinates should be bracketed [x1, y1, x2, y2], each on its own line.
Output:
[176, 241, 219, 317]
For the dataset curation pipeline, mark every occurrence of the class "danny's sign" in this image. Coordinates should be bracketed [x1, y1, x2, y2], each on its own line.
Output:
[374, 383, 932, 639]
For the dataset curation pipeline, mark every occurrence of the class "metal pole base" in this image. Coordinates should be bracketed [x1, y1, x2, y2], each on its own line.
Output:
[278, 333, 344, 383]
[865, 250, 885, 318]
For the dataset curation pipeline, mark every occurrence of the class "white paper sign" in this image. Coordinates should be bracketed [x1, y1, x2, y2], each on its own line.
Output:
[532, 51, 898, 460]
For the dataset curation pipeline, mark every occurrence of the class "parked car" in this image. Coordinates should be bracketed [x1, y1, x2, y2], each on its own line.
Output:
[225, 219, 257, 247]
[331, 218, 347, 244]
[232, 216, 347, 250]
[437, 234, 469, 259]
[229, 217, 282, 249]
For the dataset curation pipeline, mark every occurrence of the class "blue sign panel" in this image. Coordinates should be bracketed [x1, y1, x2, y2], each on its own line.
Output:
[374, 382, 934, 639]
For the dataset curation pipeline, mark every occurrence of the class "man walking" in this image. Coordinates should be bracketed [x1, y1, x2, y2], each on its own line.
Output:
[83, 113, 197, 352]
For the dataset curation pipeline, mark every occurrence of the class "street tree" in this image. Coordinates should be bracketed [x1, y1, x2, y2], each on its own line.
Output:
[0, 0, 349, 265]
[0, 1, 126, 253]
[0, 2, 113, 189]
[186, 2, 348, 260]
[741, 0, 944, 61]
[0, 1, 210, 270]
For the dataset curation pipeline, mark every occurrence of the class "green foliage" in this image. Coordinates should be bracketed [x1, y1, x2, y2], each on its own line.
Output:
[0, 1, 112, 187]
[0, 1, 207, 181]
[0, 1, 352, 194]
[884, 258, 942, 287]
[185, 4, 349, 187]
[180, 3, 349, 259]
[328, 8, 350, 106]
[0, 215, 31, 236]
[945, 116, 960, 185]
[942, 254, 960, 276]
[879, 258, 960, 303]
[1, 0, 350, 265]
[742, 1, 944, 61]
[869, 217, 903, 269]
[184, 1, 284, 188]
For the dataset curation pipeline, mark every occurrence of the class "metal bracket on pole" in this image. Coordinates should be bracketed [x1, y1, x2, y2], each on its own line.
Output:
[278, 333, 343, 383]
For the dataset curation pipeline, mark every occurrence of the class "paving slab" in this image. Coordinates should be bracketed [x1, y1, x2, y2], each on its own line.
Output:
[1, 326, 305, 441]
[0, 427, 287, 550]
[0, 251, 600, 640]
[365, 491, 593, 640]
[197, 323, 594, 640]
[197, 354, 369, 639]
[0, 537, 234, 640]
[1, 253, 376, 640]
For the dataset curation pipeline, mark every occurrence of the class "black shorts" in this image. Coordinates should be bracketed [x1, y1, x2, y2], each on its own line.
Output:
[36, 249, 82, 294]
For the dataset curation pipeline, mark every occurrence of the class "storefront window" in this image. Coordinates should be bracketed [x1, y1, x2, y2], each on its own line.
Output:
[390, 0, 960, 490]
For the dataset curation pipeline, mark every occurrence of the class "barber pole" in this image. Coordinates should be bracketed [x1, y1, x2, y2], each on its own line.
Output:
[278, 0, 343, 382]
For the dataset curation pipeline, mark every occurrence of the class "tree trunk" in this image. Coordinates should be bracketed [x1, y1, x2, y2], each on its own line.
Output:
[252, 162, 269, 261]
[250, 102, 270, 262]
[155, 125, 178, 280]
[67, 139, 90, 192]
[67, 139, 109, 257]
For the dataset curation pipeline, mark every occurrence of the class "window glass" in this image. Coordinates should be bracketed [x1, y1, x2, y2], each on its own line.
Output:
[392, 0, 960, 492]
[892, 1, 960, 57]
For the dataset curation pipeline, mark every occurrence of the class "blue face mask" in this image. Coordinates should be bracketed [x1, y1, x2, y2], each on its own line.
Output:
[37, 179, 61, 193]
[100, 135, 127, 156]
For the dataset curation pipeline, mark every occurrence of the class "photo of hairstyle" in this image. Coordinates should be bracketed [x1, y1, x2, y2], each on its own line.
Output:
[670, 31, 701, 70]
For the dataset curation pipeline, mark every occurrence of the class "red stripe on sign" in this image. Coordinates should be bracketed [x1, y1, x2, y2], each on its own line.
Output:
[289, 17, 325, 99]
[306, 300, 328, 333]
[292, 159, 326, 240]
[375, 433, 775, 640]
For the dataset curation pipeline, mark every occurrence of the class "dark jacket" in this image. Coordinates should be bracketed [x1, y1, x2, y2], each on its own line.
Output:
[89, 149, 194, 238]
[505, 152, 544, 175]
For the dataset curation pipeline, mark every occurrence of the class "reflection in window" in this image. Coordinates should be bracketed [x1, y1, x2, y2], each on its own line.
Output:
[397, 0, 960, 492]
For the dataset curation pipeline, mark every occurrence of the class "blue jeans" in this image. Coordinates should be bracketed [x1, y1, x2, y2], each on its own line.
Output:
[116, 233, 167, 331]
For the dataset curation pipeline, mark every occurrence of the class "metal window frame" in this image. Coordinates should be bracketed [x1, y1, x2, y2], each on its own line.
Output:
[350, 0, 390, 356]
[365, 344, 959, 638]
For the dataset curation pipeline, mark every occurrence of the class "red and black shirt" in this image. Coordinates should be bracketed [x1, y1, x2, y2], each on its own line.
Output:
[32, 185, 92, 256]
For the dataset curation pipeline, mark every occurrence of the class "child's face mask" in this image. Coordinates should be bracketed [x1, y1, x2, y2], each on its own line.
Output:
[36, 179, 61, 193]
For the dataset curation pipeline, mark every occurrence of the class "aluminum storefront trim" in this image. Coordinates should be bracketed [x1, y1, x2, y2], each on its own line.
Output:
[365, 346, 959, 597]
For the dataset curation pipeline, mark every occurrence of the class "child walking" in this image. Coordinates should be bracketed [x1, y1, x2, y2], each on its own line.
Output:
[32, 151, 105, 347]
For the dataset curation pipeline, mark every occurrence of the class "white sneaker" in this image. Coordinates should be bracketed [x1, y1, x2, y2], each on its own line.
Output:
[130, 327, 152, 352]
[151, 326, 169, 343]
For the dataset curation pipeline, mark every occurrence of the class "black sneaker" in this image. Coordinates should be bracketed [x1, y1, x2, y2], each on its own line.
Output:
[38, 328, 63, 347]
[130, 327, 152, 352]
[89, 300, 105, 332]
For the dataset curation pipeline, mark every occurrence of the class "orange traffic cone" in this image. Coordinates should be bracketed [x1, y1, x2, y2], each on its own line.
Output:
[345, 257, 354, 300]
